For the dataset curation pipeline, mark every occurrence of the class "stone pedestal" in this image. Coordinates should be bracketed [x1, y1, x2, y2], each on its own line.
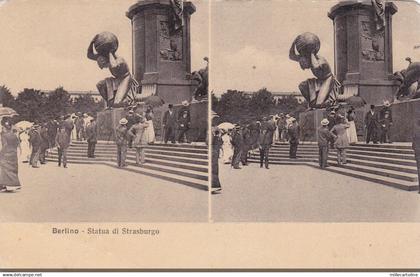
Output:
[96, 101, 208, 142]
[127, 0, 196, 105]
[329, 0, 398, 105]
[299, 109, 326, 142]
[96, 108, 126, 141]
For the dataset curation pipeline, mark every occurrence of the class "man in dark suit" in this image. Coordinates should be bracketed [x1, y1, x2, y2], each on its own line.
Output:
[288, 118, 300, 159]
[258, 117, 276, 169]
[365, 104, 380, 144]
[85, 118, 97, 158]
[162, 104, 177, 144]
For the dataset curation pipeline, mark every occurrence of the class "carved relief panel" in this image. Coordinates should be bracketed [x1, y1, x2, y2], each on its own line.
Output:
[360, 20, 385, 62]
[159, 21, 183, 62]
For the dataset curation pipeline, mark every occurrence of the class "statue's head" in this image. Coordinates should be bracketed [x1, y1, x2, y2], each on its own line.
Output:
[97, 55, 110, 69]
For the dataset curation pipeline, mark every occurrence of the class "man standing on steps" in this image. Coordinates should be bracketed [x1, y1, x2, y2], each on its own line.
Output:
[288, 118, 300, 159]
[258, 117, 276, 169]
[86, 118, 97, 158]
[126, 110, 136, 148]
[412, 119, 420, 194]
[116, 118, 129, 167]
[55, 126, 70, 168]
[365, 104, 380, 144]
[162, 104, 177, 144]
[317, 119, 337, 169]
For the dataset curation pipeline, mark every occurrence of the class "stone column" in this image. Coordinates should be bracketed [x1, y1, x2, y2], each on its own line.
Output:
[328, 0, 398, 105]
[127, 0, 196, 105]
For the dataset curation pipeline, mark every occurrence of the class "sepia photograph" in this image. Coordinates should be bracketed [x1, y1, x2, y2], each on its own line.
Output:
[2, 0, 420, 272]
[0, 0, 209, 222]
[211, 0, 420, 222]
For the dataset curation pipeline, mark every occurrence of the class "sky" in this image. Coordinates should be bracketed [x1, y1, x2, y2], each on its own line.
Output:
[0, 0, 209, 95]
[210, 0, 420, 95]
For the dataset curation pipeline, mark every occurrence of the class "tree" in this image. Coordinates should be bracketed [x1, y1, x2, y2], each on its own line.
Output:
[14, 89, 48, 122]
[249, 88, 275, 118]
[72, 94, 104, 115]
[45, 87, 72, 119]
[213, 90, 250, 123]
[0, 85, 15, 107]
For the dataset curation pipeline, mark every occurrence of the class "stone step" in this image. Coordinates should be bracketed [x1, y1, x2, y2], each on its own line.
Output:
[267, 147, 415, 161]
[70, 141, 208, 150]
[326, 160, 418, 182]
[60, 148, 208, 160]
[47, 154, 208, 173]
[339, 153, 417, 167]
[352, 143, 413, 150]
[67, 144, 208, 154]
[101, 162, 208, 191]
[346, 146, 414, 155]
[272, 144, 415, 155]
[326, 156, 418, 175]
[306, 162, 418, 192]
[48, 151, 208, 166]
[334, 149, 415, 160]
[247, 157, 317, 164]
[117, 160, 208, 181]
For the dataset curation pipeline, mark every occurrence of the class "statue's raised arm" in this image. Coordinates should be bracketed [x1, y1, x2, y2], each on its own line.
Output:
[87, 36, 99, 61]
[289, 40, 300, 62]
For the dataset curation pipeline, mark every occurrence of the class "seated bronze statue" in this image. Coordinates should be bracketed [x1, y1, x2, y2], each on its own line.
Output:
[87, 32, 140, 109]
[289, 33, 342, 109]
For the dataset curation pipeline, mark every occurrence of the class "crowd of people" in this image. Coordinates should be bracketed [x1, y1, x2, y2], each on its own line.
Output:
[211, 101, 396, 194]
[214, 114, 302, 171]
[0, 112, 97, 192]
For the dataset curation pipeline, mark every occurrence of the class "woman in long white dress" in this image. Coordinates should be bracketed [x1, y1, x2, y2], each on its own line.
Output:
[346, 108, 358, 144]
[221, 130, 233, 164]
[19, 129, 31, 163]
[144, 106, 155, 144]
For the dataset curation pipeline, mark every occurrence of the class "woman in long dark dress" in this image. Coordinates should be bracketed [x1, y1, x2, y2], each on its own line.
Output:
[211, 128, 223, 194]
[0, 121, 22, 192]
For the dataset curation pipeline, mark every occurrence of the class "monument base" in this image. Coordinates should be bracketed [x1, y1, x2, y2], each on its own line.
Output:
[298, 99, 420, 143]
[96, 108, 126, 141]
[95, 100, 208, 142]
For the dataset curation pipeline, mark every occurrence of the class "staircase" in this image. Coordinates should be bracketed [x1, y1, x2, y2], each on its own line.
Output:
[249, 142, 419, 191]
[46, 141, 209, 191]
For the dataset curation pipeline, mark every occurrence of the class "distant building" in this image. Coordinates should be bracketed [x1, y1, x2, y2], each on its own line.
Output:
[41, 90, 103, 102]
[243, 91, 305, 104]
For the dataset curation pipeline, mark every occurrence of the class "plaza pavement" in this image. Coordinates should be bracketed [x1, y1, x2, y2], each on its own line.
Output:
[212, 162, 420, 222]
[0, 162, 208, 222]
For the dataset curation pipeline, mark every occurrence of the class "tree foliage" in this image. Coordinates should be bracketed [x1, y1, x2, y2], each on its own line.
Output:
[72, 94, 104, 114]
[212, 88, 307, 124]
[2, 85, 104, 123]
[0, 85, 15, 107]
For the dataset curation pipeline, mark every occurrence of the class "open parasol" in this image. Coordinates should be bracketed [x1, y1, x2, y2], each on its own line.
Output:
[217, 122, 235, 130]
[0, 106, 18, 117]
[15, 121, 33, 131]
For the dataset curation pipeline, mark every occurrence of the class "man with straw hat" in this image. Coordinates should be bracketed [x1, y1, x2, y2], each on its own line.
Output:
[317, 118, 337, 169]
[116, 118, 129, 167]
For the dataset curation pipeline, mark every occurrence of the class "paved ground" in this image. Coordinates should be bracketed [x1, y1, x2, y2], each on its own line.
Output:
[212, 162, 420, 222]
[0, 162, 208, 222]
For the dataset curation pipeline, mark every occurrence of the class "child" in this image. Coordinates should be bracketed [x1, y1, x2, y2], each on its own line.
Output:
[317, 119, 337, 168]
